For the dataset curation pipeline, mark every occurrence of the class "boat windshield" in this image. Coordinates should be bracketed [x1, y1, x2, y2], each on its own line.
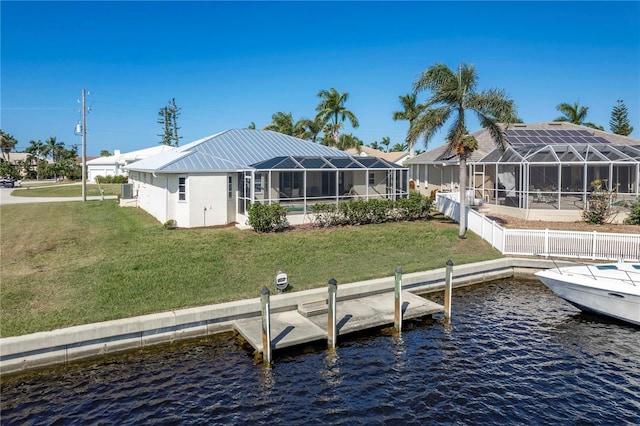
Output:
[596, 265, 618, 270]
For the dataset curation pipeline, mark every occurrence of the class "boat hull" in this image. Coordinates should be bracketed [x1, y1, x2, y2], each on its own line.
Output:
[536, 265, 640, 326]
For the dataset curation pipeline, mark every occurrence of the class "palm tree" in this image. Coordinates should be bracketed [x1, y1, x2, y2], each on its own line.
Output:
[315, 88, 359, 142]
[26, 139, 46, 180]
[335, 133, 363, 151]
[43, 136, 65, 163]
[380, 136, 391, 152]
[392, 93, 426, 157]
[264, 112, 307, 138]
[554, 101, 603, 130]
[0, 130, 18, 162]
[299, 117, 324, 143]
[411, 62, 518, 239]
[319, 123, 338, 147]
[391, 142, 408, 152]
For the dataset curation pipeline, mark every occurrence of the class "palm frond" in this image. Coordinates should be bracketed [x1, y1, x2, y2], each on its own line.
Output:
[412, 63, 454, 93]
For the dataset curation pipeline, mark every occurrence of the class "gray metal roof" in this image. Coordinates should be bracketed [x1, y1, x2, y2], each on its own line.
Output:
[126, 129, 353, 173]
[251, 155, 405, 170]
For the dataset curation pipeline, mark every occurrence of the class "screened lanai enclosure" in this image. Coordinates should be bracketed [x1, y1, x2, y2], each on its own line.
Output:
[237, 155, 409, 216]
[472, 143, 640, 210]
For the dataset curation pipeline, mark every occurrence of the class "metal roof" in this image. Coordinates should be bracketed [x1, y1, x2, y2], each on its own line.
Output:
[126, 129, 354, 173]
[251, 155, 405, 170]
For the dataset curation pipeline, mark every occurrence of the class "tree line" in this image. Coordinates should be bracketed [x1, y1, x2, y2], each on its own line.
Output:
[248, 87, 634, 157]
[0, 133, 80, 180]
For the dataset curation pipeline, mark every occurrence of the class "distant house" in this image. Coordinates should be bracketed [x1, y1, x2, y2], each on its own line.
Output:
[344, 146, 410, 166]
[124, 129, 408, 228]
[405, 122, 640, 221]
[87, 145, 174, 182]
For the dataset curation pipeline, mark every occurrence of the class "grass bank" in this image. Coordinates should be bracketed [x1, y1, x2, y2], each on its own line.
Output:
[0, 201, 502, 337]
[10, 183, 121, 197]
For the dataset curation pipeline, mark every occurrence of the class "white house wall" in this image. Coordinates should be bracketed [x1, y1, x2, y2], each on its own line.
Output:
[186, 174, 229, 228]
[131, 172, 170, 224]
[130, 173, 231, 228]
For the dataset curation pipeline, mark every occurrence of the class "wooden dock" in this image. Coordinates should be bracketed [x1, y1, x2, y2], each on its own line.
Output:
[234, 291, 443, 353]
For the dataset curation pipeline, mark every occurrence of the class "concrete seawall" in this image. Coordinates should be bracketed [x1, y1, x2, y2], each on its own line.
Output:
[0, 257, 570, 375]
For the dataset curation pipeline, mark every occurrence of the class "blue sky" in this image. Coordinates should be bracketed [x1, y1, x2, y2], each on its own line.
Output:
[2, 1, 639, 156]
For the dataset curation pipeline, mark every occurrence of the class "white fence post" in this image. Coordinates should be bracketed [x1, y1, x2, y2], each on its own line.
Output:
[544, 229, 549, 257]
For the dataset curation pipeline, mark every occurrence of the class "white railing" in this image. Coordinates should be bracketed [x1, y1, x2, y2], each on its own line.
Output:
[436, 192, 640, 261]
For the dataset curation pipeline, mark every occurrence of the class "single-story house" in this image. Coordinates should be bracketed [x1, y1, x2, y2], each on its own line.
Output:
[344, 146, 410, 166]
[124, 129, 408, 228]
[405, 122, 640, 221]
[87, 145, 175, 182]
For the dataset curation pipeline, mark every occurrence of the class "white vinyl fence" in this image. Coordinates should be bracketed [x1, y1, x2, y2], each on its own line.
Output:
[436, 193, 640, 261]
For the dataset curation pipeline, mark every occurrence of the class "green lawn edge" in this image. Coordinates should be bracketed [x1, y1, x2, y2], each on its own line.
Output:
[0, 201, 502, 337]
[9, 183, 122, 197]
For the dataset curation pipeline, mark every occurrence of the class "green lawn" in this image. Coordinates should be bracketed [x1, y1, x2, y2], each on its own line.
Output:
[10, 183, 121, 197]
[0, 201, 502, 337]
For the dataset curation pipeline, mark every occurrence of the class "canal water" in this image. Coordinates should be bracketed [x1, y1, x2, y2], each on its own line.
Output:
[1, 279, 639, 425]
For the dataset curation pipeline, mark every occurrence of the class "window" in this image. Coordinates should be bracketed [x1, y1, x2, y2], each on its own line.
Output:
[369, 172, 375, 185]
[254, 173, 263, 194]
[228, 175, 233, 199]
[178, 176, 186, 201]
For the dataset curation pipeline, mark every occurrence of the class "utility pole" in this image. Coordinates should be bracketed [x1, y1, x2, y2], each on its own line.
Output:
[81, 88, 87, 201]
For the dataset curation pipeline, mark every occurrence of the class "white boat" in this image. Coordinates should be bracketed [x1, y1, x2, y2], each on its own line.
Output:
[535, 261, 640, 326]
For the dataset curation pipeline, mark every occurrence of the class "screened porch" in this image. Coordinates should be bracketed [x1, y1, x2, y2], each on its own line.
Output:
[470, 143, 640, 210]
[237, 155, 409, 216]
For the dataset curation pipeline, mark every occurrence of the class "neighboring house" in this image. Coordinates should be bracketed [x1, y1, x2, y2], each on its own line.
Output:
[405, 122, 640, 221]
[344, 146, 410, 166]
[124, 129, 408, 228]
[87, 145, 175, 182]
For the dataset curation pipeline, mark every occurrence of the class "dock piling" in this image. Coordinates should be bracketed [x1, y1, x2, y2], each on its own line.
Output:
[328, 278, 338, 348]
[394, 267, 403, 331]
[260, 286, 272, 364]
[444, 260, 453, 319]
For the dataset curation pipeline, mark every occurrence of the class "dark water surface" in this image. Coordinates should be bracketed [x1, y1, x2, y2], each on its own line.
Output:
[2, 279, 639, 425]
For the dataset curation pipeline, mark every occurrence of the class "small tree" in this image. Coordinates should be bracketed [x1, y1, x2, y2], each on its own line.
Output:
[158, 98, 182, 147]
[609, 99, 634, 136]
[623, 197, 640, 225]
[582, 179, 619, 224]
[100, 150, 112, 157]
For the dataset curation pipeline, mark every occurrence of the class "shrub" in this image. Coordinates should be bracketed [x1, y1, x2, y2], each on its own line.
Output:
[311, 192, 432, 227]
[312, 203, 338, 227]
[394, 190, 433, 221]
[164, 219, 177, 229]
[624, 197, 640, 225]
[95, 175, 129, 184]
[247, 202, 288, 233]
[582, 179, 620, 225]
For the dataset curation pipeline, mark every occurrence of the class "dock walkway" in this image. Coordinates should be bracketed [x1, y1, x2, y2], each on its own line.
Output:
[234, 291, 443, 353]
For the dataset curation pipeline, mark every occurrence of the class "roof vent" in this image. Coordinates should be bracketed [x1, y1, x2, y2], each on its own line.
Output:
[549, 122, 562, 126]
[514, 124, 527, 127]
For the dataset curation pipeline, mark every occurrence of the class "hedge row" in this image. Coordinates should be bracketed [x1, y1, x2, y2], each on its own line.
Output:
[311, 191, 432, 227]
[95, 175, 128, 184]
